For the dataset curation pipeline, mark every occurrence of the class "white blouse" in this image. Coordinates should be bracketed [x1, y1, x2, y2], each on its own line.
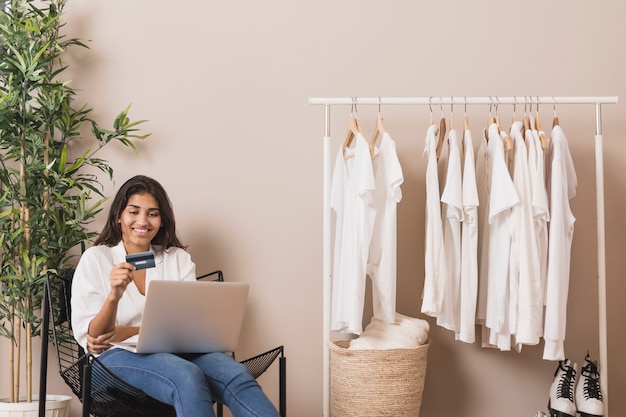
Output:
[70, 241, 196, 351]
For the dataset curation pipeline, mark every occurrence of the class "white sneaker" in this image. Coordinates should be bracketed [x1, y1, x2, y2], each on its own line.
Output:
[576, 354, 604, 417]
[548, 359, 577, 417]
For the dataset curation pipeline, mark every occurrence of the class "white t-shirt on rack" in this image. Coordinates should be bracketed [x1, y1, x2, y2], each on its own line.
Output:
[528, 129, 550, 310]
[485, 124, 519, 350]
[368, 132, 404, 324]
[475, 128, 490, 329]
[438, 129, 463, 332]
[457, 128, 479, 343]
[330, 133, 376, 335]
[421, 124, 446, 317]
[543, 125, 577, 361]
[509, 121, 542, 350]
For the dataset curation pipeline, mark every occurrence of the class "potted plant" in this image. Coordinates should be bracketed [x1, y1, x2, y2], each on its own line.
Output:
[0, 0, 148, 411]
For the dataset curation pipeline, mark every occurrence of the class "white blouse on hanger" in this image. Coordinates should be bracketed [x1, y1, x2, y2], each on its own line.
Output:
[543, 124, 577, 361]
[509, 121, 542, 350]
[367, 132, 404, 325]
[458, 128, 479, 343]
[527, 129, 550, 310]
[438, 128, 463, 333]
[421, 124, 447, 317]
[330, 132, 376, 335]
[484, 123, 520, 350]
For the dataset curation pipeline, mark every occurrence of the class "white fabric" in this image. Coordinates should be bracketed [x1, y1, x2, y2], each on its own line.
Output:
[485, 124, 519, 351]
[438, 129, 463, 332]
[421, 124, 447, 317]
[528, 129, 550, 309]
[71, 241, 196, 352]
[330, 133, 376, 334]
[457, 129, 479, 343]
[349, 313, 430, 350]
[475, 128, 490, 329]
[368, 132, 404, 324]
[509, 121, 542, 350]
[543, 125, 577, 361]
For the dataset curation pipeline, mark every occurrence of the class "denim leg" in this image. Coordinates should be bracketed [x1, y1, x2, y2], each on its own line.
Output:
[188, 352, 280, 417]
[98, 349, 216, 417]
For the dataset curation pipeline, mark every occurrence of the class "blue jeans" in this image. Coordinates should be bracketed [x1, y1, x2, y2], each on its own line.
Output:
[97, 349, 279, 417]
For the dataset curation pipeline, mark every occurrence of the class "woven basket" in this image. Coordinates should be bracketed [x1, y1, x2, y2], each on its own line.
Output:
[328, 339, 429, 417]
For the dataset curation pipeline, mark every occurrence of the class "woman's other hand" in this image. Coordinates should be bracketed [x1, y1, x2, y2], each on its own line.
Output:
[87, 326, 140, 354]
[87, 331, 114, 354]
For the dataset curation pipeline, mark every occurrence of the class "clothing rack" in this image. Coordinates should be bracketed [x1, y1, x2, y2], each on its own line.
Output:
[309, 96, 618, 417]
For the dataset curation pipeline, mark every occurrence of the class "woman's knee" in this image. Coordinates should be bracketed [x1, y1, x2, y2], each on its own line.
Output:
[193, 353, 255, 386]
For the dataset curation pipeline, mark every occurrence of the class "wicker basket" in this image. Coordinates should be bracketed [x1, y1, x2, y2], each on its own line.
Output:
[328, 339, 429, 417]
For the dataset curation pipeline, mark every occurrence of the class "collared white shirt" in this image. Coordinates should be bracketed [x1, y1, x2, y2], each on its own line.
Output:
[71, 241, 196, 352]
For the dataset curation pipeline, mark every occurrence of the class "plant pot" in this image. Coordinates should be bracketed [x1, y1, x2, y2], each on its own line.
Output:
[0, 395, 71, 417]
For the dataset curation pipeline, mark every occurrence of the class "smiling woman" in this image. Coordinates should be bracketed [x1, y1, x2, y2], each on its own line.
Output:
[70, 175, 280, 417]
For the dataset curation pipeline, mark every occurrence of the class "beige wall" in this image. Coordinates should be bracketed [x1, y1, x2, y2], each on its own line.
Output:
[2, 0, 626, 416]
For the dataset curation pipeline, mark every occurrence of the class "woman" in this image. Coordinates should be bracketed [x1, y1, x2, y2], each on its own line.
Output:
[71, 175, 279, 417]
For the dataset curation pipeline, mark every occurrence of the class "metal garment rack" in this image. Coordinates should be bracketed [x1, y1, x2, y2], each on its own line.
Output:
[309, 96, 618, 417]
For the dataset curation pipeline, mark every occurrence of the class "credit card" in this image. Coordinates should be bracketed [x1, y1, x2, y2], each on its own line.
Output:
[125, 251, 155, 270]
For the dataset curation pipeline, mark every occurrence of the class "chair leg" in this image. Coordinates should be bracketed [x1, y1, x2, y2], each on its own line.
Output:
[279, 356, 286, 417]
[82, 362, 92, 417]
[216, 402, 223, 417]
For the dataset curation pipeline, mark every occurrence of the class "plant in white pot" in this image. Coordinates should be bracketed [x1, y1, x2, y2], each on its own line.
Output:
[0, 0, 148, 412]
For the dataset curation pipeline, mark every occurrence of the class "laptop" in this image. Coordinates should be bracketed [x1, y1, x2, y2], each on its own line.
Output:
[111, 280, 249, 354]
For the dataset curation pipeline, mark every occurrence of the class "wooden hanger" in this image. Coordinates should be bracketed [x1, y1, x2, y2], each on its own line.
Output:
[436, 103, 446, 159]
[458, 99, 468, 148]
[342, 115, 362, 152]
[483, 102, 492, 143]
[552, 99, 560, 127]
[535, 106, 548, 150]
[494, 99, 513, 151]
[521, 98, 530, 135]
[369, 116, 384, 157]
[495, 114, 502, 132]
[449, 98, 456, 130]
[342, 98, 362, 153]
[494, 98, 503, 133]
[369, 98, 386, 157]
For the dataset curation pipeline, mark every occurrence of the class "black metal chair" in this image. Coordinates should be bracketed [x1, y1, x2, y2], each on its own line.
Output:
[38, 269, 286, 417]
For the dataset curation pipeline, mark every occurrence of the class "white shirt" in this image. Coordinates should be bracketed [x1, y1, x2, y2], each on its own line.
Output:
[330, 133, 376, 334]
[458, 129, 479, 343]
[71, 241, 196, 352]
[543, 125, 577, 361]
[527, 129, 550, 309]
[485, 124, 519, 350]
[438, 129, 463, 332]
[421, 124, 447, 317]
[509, 121, 542, 350]
[475, 128, 490, 328]
[368, 132, 404, 324]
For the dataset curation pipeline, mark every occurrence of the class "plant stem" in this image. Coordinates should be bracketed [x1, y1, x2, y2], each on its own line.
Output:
[13, 315, 21, 403]
[26, 300, 32, 402]
[9, 307, 15, 403]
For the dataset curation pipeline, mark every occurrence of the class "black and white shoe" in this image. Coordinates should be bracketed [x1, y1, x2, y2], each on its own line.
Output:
[576, 353, 604, 417]
[548, 359, 577, 417]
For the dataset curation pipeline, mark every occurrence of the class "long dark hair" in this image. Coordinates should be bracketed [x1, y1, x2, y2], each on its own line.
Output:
[94, 175, 185, 249]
